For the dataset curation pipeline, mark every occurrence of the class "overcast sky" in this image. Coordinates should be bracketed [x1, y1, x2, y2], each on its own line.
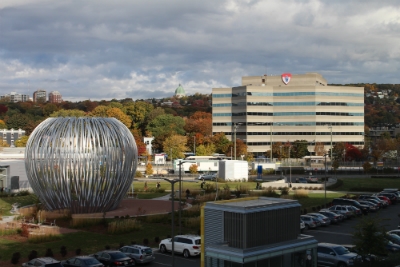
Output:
[1, 0, 399, 101]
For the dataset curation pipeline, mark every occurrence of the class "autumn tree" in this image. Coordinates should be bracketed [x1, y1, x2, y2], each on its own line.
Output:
[15, 136, 29, 147]
[106, 107, 132, 128]
[147, 114, 185, 137]
[131, 129, 147, 156]
[293, 140, 309, 158]
[362, 162, 372, 174]
[226, 139, 248, 158]
[145, 163, 154, 175]
[189, 164, 198, 175]
[125, 102, 154, 131]
[345, 143, 363, 161]
[0, 104, 8, 115]
[163, 134, 189, 159]
[314, 142, 326, 156]
[50, 109, 86, 117]
[211, 132, 231, 154]
[90, 105, 110, 117]
[43, 103, 59, 117]
[195, 144, 216, 156]
[6, 114, 29, 130]
[184, 111, 212, 136]
[146, 107, 165, 122]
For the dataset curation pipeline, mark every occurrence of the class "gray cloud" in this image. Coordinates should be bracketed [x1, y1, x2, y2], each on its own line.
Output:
[1, 0, 400, 101]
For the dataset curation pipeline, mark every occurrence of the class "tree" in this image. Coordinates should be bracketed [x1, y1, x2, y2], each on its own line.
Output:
[146, 107, 165, 122]
[345, 143, 363, 161]
[6, 114, 29, 130]
[15, 136, 29, 147]
[90, 105, 110, 117]
[332, 160, 339, 175]
[106, 108, 132, 128]
[0, 120, 6, 129]
[293, 140, 309, 158]
[362, 161, 372, 174]
[163, 134, 189, 159]
[145, 163, 154, 175]
[226, 139, 248, 158]
[211, 132, 231, 154]
[195, 144, 216, 156]
[50, 109, 86, 117]
[352, 214, 389, 258]
[146, 114, 185, 137]
[43, 103, 59, 117]
[189, 164, 198, 175]
[331, 142, 346, 161]
[0, 104, 8, 115]
[314, 142, 326, 156]
[184, 111, 212, 136]
[131, 129, 147, 156]
[380, 132, 391, 140]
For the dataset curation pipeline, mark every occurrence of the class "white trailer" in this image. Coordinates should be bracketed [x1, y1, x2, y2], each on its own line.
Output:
[219, 160, 248, 181]
[174, 159, 219, 173]
[251, 162, 278, 170]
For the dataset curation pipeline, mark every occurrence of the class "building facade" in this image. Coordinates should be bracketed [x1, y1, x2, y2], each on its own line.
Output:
[33, 89, 47, 102]
[0, 92, 30, 103]
[0, 128, 26, 147]
[368, 123, 400, 143]
[49, 91, 62, 103]
[202, 197, 318, 266]
[212, 73, 364, 156]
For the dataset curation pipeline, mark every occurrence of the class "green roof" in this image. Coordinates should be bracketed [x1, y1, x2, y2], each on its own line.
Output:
[175, 84, 186, 95]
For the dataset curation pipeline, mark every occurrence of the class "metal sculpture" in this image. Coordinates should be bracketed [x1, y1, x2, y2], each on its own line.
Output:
[25, 117, 137, 213]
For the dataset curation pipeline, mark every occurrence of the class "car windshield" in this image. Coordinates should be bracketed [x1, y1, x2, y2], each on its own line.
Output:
[84, 259, 100, 265]
[334, 247, 350, 255]
[142, 248, 152, 255]
[195, 239, 201, 245]
[45, 264, 63, 267]
[111, 253, 128, 259]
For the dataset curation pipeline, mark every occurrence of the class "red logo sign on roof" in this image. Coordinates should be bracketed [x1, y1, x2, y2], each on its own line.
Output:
[281, 73, 291, 85]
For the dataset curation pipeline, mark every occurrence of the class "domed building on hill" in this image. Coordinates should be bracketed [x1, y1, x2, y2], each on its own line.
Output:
[175, 84, 186, 98]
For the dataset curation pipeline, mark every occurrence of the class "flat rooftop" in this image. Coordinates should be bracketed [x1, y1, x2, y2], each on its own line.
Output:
[205, 197, 300, 212]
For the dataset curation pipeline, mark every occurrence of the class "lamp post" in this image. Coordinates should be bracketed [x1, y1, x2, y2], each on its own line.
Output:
[289, 146, 291, 184]
[324, 153, 336, 208]
[327, 126, 333, 159]
[270, 123, 273, 162]
[233, 123, 239, 160]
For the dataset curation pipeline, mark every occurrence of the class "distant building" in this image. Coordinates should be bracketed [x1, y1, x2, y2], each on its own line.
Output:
[0, 92, 29, 103]
[369, 123, 400, 142]
[143, 136, 154, 155]
[175, 84, 186, 98]
[0, 128, 25, 147]
[48, 91, 62, 103]
[33, 89, 47, 102]
[161, 101, 173, 107]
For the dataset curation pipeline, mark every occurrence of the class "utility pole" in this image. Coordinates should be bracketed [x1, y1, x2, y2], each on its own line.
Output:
[270, 123, 273, 162]
[289, 146, 291, 184]
[233, 123, 239, 160]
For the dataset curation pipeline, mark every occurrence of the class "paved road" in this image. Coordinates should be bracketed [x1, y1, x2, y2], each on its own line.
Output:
[151, 251, 200, 267]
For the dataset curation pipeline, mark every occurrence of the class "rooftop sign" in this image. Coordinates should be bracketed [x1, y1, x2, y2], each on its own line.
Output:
[281, 73, 291, 85]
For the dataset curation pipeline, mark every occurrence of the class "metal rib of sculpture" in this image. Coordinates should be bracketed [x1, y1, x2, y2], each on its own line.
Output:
[25, 117, 137, 214]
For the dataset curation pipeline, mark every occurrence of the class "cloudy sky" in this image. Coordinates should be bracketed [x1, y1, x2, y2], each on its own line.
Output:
[1, 0, 400, 101]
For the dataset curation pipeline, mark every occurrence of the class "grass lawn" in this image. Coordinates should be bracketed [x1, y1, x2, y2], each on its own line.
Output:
[332, 178, 399, 192]
[0, 222, 191, 261]
[294, 193, 350, 211]
[0, 194, 38, 216]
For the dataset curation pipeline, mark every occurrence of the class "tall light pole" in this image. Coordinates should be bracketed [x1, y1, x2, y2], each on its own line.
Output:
[327, 126, 333, 159]
[324, 153, 336, 208]
[233, 123, 239, 160]
[270, 123, 273, 162]
[289, 146, 292, 184]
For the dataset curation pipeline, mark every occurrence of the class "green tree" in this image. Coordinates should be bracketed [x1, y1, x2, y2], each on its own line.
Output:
[352, 214, 389, 258]
[195, 144, 216, 156]
[146, 114, 185, 137]
[43, 103, 59, 117]
[293, 140, 309, 158]
[362, 161, 372, 174]
[211, 132, 232, 154]
[50, 109, 86, 117]
[163, 134, 189, 159]
[6, 114, 29, 130]
[330, 142, 346, 161]
[380, 132, 391, 140]
[125, 102, 154, 130]
[146, 107, 165, 122]
[15, 136, 29, 147]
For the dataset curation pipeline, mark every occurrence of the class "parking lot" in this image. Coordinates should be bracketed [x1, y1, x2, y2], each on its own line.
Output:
[151, 251, 201, 267]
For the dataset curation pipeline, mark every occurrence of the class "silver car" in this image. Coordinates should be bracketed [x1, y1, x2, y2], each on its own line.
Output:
[308, 213, 331, 226]
[317, 243, 358, 267]
[120, 245, 155, 265]
[198, 173, 217, 180]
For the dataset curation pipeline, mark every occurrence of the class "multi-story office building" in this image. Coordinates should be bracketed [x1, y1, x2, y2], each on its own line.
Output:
[33, 89, 47, 102]
[212, 73, 364, 156]
[0, 92, 30, 103]
[201, 197, 318, 266]
[49, 91, 62, 103]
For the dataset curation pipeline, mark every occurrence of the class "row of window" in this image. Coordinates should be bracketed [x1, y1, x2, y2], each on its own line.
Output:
[219, 132, 364, 136]
[212, 122, 365, 126]
[213, 112, 364, 117]
[212, 102, 364, 107]
[213, 92, 364, 98]
[245, 141, 364, 146]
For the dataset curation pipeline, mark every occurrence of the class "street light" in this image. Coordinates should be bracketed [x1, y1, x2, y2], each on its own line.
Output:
[323, 153, 336, 208]
[151, 176, 197, 267]
[326, 125, 333, 159]
[233, 123, 239, 160]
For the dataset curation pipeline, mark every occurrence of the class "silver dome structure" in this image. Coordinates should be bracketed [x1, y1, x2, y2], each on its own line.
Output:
[25, 117, 137, 214]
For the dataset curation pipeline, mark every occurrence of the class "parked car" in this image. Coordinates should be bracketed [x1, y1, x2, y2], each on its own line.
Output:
[317, 243, 358, 267]
[318, 211, 340, 224]
[23, 258, 63, 267]
[342, 245, 377, 263]
[306, 176, 319, 183]
[376, 195, 392, 205]
[159, 235, 201, 258]
[377, 193, 398, 204]
[321, 209, 345, 221]
[296, 177, 308, 183]
[93, 251, 134, 267]
[386, 234, 400, 246]
[119, 245, 155, 265]
[345, 206, 362, 217]
[328, 205, 355, 219]
[331, 198, 370, 214]
[138, 162, 146, 166]
[307, 213, 331, 226]
[382, 189, 400, 198]
[384, 239, 400, 253]
[300, 215, 319, 230]
[300, 219, 306, 233]
[359, 195, 387, 208]
[358, 200, 378, 212]
[388, 230, 400, 237]
[198, 173, 217, 180]
[61, 257, 103, 267]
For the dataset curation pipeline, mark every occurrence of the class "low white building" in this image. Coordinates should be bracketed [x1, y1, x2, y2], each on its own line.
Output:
[0, 147, 30, 191]
[143, 136, 154, 155]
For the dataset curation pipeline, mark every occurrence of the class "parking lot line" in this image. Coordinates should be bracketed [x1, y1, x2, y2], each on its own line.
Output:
[311, 230, 353, 236]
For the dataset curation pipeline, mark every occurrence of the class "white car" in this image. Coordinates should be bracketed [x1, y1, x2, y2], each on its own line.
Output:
[159, 235, 201, 258]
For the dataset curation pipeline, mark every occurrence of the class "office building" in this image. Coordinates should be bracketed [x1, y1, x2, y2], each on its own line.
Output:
[0, 92, 30, 103]
[201, 197, 318, 266]
[212, 73, 364, 156]
[369, 123, 400, 143]
[49, 91, 62, 103]
[33, 89, 47, 102]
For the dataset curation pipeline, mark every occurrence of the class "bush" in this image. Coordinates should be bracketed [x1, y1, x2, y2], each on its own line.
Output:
[45, 248, 53, 257]
[280, 187, 289, 196]
[261, 186, 280, 197]
[293, 189, 309, 199]
[135, 171, 143, 178]
[60, 246, 67, 257]
[125, 215, 130, 219]
[143, 238, 149, 246]
[105, 245, 110, 250]
[11, 252, 20, 264]
[75, 248, 81, 255]
[28, 250, 38, 260]
[107, 219, 142, 235]
[17, 190, 30, 196]
[70, 218, 103, 228]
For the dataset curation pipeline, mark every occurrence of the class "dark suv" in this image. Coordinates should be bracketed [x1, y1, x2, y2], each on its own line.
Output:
[23, 258, 63, 267]
[93, 251, 134, 267]
[331, 198, 370, 214]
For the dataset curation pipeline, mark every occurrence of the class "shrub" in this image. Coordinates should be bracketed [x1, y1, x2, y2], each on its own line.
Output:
[261, 186, 280, 197]
[280, 187, 289, 196]
[135, 170, 143, 178]
[70, 218, 103, 228]
[293, 189, 309, 199]
[107, 219, 142, 235]
[125, 215, 130, 219]
[155, 237, 160, 243]
[114, 216, 119, 219]
[143, 238, 149, 246]
[204, 183, 215, 193]
[75, 248, 81, 255]
[45, 248, 54, 257]
[11, 252, 21, 264]
[312, 207, 316, 212]
[28, 250, 38, 260]
[60, 246, 67, 257]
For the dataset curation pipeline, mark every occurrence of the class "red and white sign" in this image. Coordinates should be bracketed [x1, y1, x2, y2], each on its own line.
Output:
[315, 168, 318, 171]
[281, 73, 291, 85]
